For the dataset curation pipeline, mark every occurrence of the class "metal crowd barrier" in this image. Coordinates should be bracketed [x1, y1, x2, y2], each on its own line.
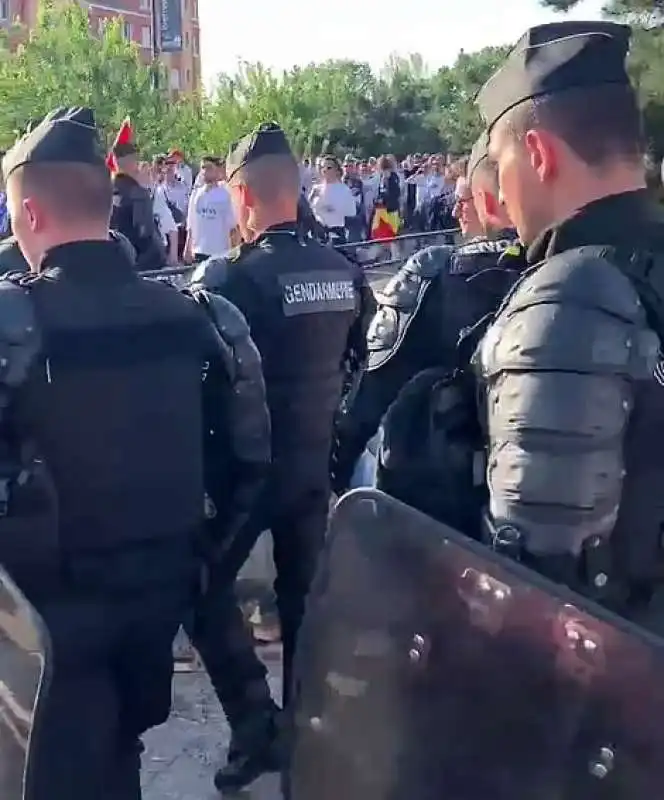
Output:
[138, 227, 461, 287]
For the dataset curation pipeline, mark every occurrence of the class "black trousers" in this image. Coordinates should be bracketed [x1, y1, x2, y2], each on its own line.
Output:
[29, 588, 188, 800]
[189, 459, 330, 719]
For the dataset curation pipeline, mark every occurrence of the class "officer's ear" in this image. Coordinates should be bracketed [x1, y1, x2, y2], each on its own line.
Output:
[524, 128, 557, 183]
[483, 188, 500, 220]
[238, 180, 259, 210]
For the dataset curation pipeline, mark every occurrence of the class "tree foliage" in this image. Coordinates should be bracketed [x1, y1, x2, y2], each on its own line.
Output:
[0, 2, 511, 158]
[539, 0, 664, 154]
[11, 1, 664, 159]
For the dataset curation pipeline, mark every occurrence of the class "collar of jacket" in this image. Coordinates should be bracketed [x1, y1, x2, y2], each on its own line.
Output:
[493, 227, 518, 241]
[113, 171, 141, 188]
[253, 221, 299, 243]
[526, 189, 657, 265]
[38, 240, 136, 277]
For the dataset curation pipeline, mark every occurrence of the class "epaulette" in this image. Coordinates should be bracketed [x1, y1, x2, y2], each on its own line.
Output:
[497, 242, 527, 270]
[227, 242, 250, 262]
[1, 270, 39, 286]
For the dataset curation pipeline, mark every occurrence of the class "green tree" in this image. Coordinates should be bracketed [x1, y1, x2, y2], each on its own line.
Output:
[0, 1, 515, 158]
[432, 46, 511, 152]
[538, 0, 664, 153]
[0, 0, 198, 152]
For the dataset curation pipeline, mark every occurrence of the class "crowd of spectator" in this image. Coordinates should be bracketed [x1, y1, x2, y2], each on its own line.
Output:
[302, 152, 467, 244]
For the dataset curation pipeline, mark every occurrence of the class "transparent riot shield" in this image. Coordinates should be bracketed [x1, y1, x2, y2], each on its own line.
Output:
[0, 566, 50, 800]
[290, 489, 664, 800]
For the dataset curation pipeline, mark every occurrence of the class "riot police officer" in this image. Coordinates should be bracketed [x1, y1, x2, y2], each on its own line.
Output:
[0, 106, 271, 799]
[331, 139, 525, 496]
[109, 122, 167, 272]
[190, 121, 374, 792]
[474, 21, 664, 628]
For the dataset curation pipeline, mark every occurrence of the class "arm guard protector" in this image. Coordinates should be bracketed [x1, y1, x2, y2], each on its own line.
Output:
[189, 289, 271, 540]
[477, 247, 660, 558]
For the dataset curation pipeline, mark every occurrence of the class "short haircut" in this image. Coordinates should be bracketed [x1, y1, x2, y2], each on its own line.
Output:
[10, 162, 112, 221]
[502, 83, 644, 168]
[471, 158, 499, 195]
[235, 153, 300, 204]
[201, 155, 222, 165]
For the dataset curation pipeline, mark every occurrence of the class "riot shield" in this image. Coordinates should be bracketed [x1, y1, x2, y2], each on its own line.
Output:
[290, 489, 664, 800]
[0, 566, 50, 800]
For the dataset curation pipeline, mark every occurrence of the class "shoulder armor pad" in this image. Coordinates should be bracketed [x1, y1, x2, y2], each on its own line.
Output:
[479, 247, 658, 382]
[189, 288, 250, 344]
[512, 247, 646, 322]
[227, 243, 249, 262]
[368, 247, 451, 371]
[110, 230, 136, 265]
[0, 279, 41, 388]
[189, 256, 230, 291]
[375, 245, 452, 309]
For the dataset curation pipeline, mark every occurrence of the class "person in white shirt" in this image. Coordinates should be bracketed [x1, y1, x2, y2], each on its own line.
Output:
[153, 185, 178, 264]
[406, 163, 431, 210]
[151, 156, 178, 265]
[308, 155, 357, 244]
[161, 158, 190, 259]
[168, 149, 193, 192]
[300, 159, 313, 194]
[184, 156, 237, 263]
[360, 160, 380, 227]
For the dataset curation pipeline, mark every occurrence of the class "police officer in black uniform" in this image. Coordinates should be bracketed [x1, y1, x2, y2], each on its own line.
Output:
[190, 121, 374, 792]
[474, 21, 664, 628]
[109, 123, 166, 272]
[330, 138, 525, 496]
[0, 106, 271, 799]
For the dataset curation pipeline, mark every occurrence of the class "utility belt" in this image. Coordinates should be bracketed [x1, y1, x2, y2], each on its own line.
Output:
[481, 512, 659, 616]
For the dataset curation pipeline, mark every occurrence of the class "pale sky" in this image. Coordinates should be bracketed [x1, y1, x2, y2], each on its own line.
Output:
[198, 0, 606, 89]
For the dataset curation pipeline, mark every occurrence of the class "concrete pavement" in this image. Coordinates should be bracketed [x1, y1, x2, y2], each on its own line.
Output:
[142, 643, 283, 800]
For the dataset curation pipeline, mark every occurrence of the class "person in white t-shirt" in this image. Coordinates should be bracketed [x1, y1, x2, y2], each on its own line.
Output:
[168, 149, 193, 193]
[161, 158, 190, 259]
[184, 157, 237, 263]
[308, 155, 357, 244]
[153, 184, 178, 265]
[151, 156, 178, 265]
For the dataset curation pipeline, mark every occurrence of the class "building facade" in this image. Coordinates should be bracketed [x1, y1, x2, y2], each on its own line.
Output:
[1, 0, 201, 94]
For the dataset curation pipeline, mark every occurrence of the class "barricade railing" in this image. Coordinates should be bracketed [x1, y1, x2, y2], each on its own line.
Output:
[138, 227, 460, 286]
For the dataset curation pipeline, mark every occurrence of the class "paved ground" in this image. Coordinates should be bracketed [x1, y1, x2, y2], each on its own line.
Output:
[142, 643, 283, 800]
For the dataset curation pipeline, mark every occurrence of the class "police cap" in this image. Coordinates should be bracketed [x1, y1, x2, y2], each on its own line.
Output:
[3, 106, 106, 179]
[477, 21, 632, 134]
[226, 121, 295, 182]
[467, 132, 489, 183]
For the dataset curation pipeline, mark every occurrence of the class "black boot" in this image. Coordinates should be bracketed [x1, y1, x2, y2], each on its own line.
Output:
[214, 704, 284, 793]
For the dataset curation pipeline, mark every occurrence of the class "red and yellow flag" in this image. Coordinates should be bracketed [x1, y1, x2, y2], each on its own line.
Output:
[371, 207, 400, 241]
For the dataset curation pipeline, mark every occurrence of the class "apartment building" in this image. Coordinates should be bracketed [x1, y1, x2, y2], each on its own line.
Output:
[0, 0, 201, 94]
